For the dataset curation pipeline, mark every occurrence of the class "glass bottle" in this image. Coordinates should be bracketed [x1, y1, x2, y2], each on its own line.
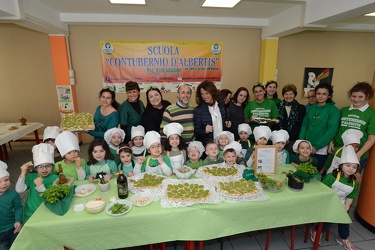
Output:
[117, 170, 128, 199]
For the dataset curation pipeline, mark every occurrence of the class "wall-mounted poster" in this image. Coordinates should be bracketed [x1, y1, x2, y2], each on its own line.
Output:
[56, 85, 74, 113]
[100, 41, 223, 92]
[303, 68, 334, 97]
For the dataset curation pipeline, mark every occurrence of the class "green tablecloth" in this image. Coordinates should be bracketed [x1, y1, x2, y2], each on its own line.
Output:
[11, 165, 350, 250]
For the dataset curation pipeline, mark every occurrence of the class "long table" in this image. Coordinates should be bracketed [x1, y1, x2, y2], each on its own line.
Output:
[0, 122, 44, 160]
[11, 165, 351, 250]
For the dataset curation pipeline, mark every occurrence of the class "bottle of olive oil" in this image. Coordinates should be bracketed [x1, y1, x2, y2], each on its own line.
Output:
[117, 170, 128, 199]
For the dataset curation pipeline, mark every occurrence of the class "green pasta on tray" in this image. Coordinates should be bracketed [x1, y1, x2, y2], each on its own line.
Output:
[61, 112, 95, 132]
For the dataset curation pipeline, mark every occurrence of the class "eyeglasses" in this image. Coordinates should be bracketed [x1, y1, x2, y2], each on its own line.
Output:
[307, 95, 316, 99]
[149, 144, 162, 149]
[44, 139, 55, 143]
[35, 164, 53, 170]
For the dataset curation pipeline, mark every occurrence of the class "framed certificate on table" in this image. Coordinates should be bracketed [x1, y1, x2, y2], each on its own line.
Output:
[254, 145, 278, 175]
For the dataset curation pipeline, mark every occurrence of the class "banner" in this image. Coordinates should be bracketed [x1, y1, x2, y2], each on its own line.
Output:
[100, 41, 222, 92]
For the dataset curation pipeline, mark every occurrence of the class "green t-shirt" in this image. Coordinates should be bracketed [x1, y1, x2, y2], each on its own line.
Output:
[333, 106, 375, 159]
[289, 154, 318, 168]
[24, 173, 58, 222]
[186, 159, 203, 169]
[54, 159, 87, 180]
[202, 156, 223, 166]
[244, 99, 279, 136]
[85, 160, 118, 179]
[322, 173, 358, 200]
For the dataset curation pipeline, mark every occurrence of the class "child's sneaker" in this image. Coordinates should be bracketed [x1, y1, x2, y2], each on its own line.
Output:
[310, 229, 322, 244]
[336, 237, 356, 250]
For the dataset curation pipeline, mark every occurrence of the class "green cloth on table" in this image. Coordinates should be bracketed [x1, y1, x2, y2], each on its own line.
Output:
[11, 165, 351, 250]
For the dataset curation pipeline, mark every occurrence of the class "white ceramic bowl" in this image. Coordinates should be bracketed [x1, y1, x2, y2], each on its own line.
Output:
[174, 166, 194, 179]
[84, 200, 105, 214]
[131, 191, 154, 207]
[106, 200, 132, 216]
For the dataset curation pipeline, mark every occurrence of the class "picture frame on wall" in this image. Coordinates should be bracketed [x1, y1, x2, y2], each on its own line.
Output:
[254, 145, 278, 176]
[303, 67, 334, 97]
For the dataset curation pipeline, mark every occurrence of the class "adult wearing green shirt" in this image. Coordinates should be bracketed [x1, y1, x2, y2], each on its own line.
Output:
[299, 82, 340, 172]
[119, 81, 145, 143]
[88, 88, 120, 139]
[329, 82, 375, 169]
[244, 82, 279, 141]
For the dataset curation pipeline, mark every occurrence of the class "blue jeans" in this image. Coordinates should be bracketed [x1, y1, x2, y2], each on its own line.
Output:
[315, 154, 329, 172]
[0, 228, 18, 250]
[320, 223, 350, 240]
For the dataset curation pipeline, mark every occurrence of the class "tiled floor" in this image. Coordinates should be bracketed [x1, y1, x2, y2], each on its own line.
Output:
[3, 142, 375, 250]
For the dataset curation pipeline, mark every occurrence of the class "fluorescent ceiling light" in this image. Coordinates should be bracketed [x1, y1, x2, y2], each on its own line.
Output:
[109, 0, 145, 4]
[202, 0, 241, 8]
[364, 12, 375, 16]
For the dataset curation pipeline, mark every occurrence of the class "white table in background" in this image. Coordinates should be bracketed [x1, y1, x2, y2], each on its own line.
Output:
[0, 122, 44, 160]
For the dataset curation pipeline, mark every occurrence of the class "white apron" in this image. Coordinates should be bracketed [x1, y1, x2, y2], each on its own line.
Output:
[327, 148, 342, 174]
[144, 157, 163, 175]
[331, 173, 355, 205]
[238, 140, 251, 159]
[167, 151, 184, 173]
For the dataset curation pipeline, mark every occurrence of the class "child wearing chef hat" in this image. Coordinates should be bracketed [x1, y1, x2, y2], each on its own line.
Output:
[0, 161, 23, 249]
[134, 131, 173, 176]
[222, 141, 243, 167]
[271, 129, 290, 165]
[43, 126, 62, 162]
[310, 145, 359, 248]
[104, 127, 126, 166]
[16, 143, 58, 223]
[245, 126, 271, 167]
[290, 140, 318, 168]
[186, 141, 205, 170]
[131, 125, 147, 161]
[324, 129, 363, 175]
[215, 131, 234, 157]
[163, 123, 186, 173]
[54, 131, 86, 181]
[238, 123, 252, 161]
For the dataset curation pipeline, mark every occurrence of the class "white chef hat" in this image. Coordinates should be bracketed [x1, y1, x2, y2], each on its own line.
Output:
[0, 161, 10, 179]
[32, 143, 55, 166]
[253, 126, 271, 141]
[271, 130, 289, 144]
[131, 125, 145, 140]
[223, 141, 242, 156]
[340, 145, 360, 166]
[215, 131, 234, 144]
[43, 126, 61, 141]
[187, 141, 205, 158]
[342, 129, 363, 146]
[238, 123, 252, 135]
[292, 140, 313, 153]
[163, 123, 184, 138]
[55, 131, 80, 157]
[143, 131, 161, 149]
[104, 128, 125, 145]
